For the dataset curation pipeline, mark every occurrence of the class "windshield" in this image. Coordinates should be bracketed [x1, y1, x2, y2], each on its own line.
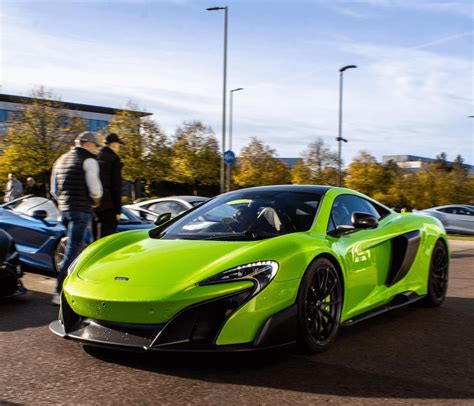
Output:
[161, 190, 322, 241]
[120, 207, 145, 223]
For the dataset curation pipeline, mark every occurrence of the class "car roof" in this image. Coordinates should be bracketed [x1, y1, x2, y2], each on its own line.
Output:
[133, 196, 209, 206]
[225, 185, 333, 195]
[175, 196, 209, 202]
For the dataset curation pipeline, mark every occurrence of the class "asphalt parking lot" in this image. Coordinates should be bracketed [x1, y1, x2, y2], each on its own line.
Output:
[1, 240, 473, 405]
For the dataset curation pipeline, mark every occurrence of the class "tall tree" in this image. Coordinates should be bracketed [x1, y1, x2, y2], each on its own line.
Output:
[108, 106, 172, 191]
[107, 105, 145, 182]
[141, 119, 171, 183]
[232, 138, 291, 188]
[0, 87, 86, 191]
[291, 138, 339, 185]
[169, 121, 220, 193]
[344, 151, 386, 197]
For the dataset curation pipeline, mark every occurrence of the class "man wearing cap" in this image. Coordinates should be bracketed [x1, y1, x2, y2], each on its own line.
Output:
[50, 131, 103, 305]
[94, 133, 125, 239]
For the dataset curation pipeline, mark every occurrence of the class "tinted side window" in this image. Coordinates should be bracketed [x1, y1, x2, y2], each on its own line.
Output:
[455, 207, 474, 216]
[329, 195, 380, 229]
[437, 208, 454, 214]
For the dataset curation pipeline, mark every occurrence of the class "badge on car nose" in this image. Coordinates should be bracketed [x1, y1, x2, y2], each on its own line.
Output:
[114, 276, 129, 281]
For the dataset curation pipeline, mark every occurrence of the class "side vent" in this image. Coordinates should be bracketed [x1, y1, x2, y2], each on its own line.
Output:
[386, 230, 421, 286]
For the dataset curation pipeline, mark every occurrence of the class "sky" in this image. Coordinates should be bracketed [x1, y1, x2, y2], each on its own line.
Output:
[0, 0, 473, 165]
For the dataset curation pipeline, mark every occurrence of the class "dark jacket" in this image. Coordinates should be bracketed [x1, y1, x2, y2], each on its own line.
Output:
[25, 184, 43, 197]
[96, 146, 122, 214]
[53, 147, 97, 213]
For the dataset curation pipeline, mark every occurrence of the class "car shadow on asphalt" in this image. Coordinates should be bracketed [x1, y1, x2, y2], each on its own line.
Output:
[83, 297, 474, 400]
[0, 289, 58, 332]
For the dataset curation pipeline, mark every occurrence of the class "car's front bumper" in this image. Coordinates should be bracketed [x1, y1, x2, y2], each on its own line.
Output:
[49, 289, 298, 352]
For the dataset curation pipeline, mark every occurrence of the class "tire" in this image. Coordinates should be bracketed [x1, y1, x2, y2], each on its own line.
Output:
[297, 257, 343, 354]
[54, 237, 68, 273]
[422, 240, 449, 307]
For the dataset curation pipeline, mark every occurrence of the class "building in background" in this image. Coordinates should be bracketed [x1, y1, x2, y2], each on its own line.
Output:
[278, 157, 300, 168]
[0, 93, 151, 136]
[383, 155, 474, 175]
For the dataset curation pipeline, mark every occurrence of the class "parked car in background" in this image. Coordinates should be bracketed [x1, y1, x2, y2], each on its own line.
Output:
[125, 195, 209, 221]
[0, 196, 152, 272]
[419, 205, 474, 235]
[0, 229, 26, 298]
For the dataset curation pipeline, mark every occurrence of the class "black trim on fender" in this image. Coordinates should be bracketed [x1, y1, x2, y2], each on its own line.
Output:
[386, 230, 421, 286]
[253, 304, 297, 347]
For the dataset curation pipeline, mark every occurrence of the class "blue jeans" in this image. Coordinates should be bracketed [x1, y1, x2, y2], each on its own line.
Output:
[56, 211, 92, 293]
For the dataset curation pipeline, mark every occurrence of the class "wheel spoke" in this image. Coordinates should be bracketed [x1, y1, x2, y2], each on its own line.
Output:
[320, 313, 330, 337]
[320, 308, 336, 324]
[308, 287, 319, 301]
[320, 269, 329, 293]
[322, 279, 337, 299]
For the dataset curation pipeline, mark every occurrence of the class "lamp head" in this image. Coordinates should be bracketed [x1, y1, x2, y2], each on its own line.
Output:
[339, 65, 357, 73]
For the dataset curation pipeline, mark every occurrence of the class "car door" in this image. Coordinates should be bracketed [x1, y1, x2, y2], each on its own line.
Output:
[327, 194, 393, 318]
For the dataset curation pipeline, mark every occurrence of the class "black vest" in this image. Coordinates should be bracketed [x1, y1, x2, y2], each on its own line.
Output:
[54, 147, 97, 213]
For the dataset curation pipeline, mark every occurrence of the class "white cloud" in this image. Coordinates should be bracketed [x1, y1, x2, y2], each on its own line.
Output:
[1, 4, 472, 164]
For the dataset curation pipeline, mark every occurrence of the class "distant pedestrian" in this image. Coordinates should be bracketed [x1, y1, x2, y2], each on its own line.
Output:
[50, 131, 102, 305]
[25, 177, 43, 197]
[94, 133, 125, 239]
[4, 173, 23, 202]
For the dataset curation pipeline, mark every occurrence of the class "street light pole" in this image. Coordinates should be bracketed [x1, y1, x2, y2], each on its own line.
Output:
[227, 87, 243, 191]
[337, 64, 357, 187]
[207, 6, 228, 194]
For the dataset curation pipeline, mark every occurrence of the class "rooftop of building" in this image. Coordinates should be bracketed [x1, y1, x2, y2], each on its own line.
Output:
[383, 154, 473, 169]
[0, 93, 152, 117]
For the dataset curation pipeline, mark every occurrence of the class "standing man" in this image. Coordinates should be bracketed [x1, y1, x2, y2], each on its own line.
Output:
[95, 133, 124, 239]
[4, 173, 23, 202]
[25, 177, 43, 197]
[50, 131, 102, 305]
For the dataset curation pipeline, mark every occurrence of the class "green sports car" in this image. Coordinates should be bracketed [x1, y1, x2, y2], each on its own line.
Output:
[50, 185, 449, 353]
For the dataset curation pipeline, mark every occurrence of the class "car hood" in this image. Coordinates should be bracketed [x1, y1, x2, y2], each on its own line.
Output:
[77, 236, 268, 288]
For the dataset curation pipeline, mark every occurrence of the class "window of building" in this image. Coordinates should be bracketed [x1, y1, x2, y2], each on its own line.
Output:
[0, 110, 14, 122]
[86, 119, 108, 131]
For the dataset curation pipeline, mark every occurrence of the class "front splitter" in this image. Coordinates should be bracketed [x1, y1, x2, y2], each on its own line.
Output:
[49, 320, 294, 353]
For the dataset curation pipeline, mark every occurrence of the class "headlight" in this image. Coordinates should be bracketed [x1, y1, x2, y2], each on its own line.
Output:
[198, 261, 279, 294]
[67, 257, 80, 275]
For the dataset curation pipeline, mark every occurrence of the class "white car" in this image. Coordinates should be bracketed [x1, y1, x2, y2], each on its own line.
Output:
[419, 205, 474, 235]
[125, 196, 209, 221]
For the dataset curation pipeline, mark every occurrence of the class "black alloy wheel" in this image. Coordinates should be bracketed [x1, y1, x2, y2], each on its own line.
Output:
[423, 240, 449, 307]
[297, 257, 343, 353]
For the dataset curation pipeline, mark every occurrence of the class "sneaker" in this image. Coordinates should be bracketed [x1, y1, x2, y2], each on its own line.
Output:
[51, 293, 61, 306]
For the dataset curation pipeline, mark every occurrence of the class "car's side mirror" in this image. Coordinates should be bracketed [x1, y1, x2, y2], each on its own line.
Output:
[154, 212, 172, 226]
[32, 210, 48, 221]
[352, 212, 378, 229]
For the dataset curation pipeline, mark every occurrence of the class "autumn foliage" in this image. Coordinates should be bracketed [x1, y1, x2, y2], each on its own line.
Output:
[0, 89, 471, 209]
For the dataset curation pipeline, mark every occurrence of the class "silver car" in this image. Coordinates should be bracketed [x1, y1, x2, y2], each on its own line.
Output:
[125, 196, 209, 221]
[419, 205, 474, 235]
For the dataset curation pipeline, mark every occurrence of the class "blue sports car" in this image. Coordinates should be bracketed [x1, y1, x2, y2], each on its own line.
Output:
[0, 196, 152, 272]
